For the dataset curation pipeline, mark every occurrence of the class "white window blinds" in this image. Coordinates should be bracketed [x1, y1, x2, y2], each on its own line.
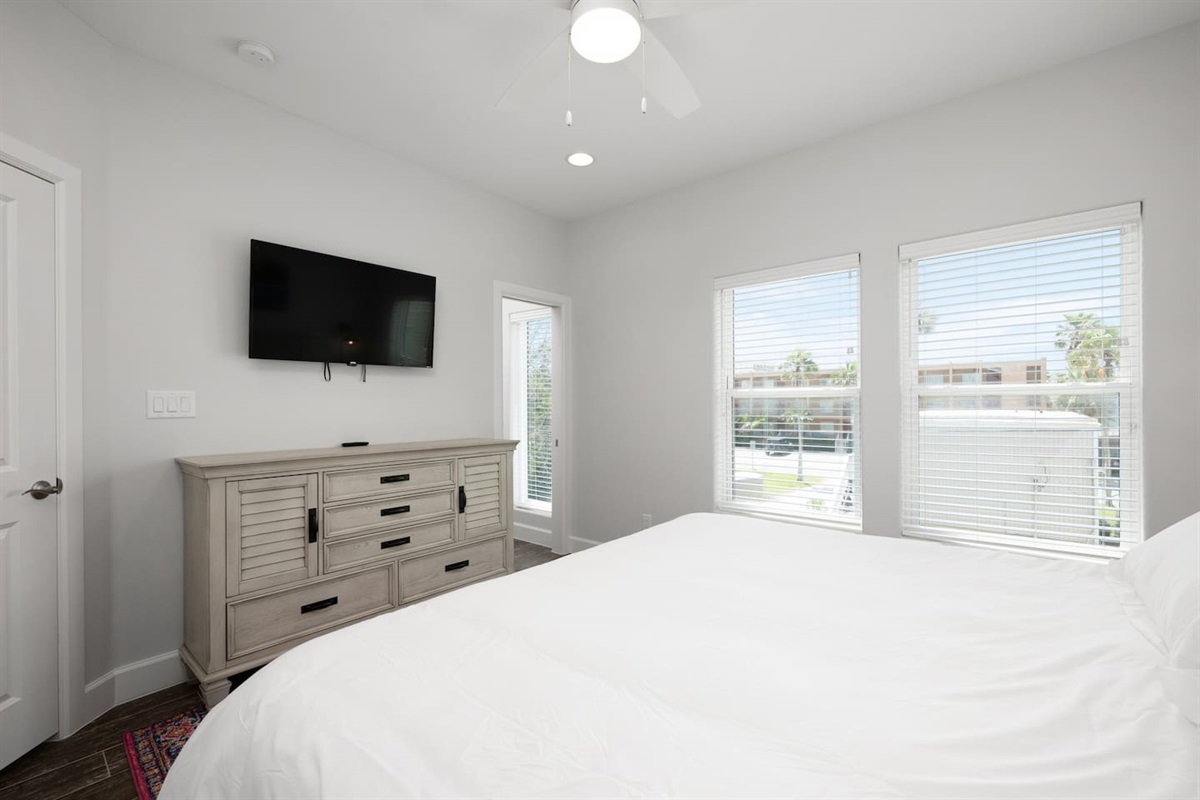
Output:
[715, 254, 861, 527]
[511, 310, 552, 510]
[899, 204, 1142, 556]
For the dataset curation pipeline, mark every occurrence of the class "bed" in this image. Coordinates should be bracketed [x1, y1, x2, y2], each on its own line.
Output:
[161, 512, 1199, 799]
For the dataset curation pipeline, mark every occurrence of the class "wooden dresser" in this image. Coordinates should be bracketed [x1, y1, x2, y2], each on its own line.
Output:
[176, 438, 517, 707]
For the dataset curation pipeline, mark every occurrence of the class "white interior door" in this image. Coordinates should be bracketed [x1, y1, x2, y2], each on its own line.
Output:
[501, 298, 564, 553]
[0, 161, 60, 769]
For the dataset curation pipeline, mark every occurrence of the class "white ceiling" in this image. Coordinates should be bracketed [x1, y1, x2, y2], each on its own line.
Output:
[63, 0, 1200, 220]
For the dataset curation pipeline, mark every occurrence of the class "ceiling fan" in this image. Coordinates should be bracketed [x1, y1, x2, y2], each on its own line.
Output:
[496, 0, 738, 123]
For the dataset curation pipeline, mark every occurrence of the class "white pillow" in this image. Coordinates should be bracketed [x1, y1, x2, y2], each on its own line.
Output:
[1115, 512, 1200, 663]
[1115, 512, 1199, 723]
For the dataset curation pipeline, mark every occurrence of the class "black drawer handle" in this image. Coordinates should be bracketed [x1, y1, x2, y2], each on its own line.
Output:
[300, 596, 338, 614]
[380, 474, 410, 484]
[307, 508, 318, 544]
[380, 536, 411, 549]
[458, 486, 467, 514]
[444, 559, 470, 572]
[380, 505, 410, 517]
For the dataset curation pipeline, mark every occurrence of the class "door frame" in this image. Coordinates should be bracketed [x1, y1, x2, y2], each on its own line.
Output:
[0, 133, 85, 738]
[493, 282, 571, 554]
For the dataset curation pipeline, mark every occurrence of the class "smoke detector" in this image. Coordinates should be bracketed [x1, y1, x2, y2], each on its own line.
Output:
[236, 40, 276, 67]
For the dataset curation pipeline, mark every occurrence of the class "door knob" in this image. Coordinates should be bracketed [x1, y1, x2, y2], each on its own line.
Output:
[22, 478, 63, 500]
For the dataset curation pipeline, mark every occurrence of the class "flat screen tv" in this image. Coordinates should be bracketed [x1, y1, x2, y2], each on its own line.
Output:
[249, 240, 435, 368]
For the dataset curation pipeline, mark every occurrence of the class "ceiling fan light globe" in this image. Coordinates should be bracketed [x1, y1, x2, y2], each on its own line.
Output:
[570, 2, 642, 64]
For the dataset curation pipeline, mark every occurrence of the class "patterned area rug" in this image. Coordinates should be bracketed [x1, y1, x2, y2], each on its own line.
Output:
[123, 707, 207, 800]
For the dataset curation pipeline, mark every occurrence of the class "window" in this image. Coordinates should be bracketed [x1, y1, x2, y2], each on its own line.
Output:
[715, 254, 861, 527]
[900, 204, 1141, 556]
[509, 309, 552, 511]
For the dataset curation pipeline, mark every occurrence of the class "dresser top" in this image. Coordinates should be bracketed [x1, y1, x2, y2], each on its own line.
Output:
[177, 438, 518, 474]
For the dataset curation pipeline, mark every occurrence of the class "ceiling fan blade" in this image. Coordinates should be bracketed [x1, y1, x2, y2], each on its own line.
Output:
[639, 0, 742, 20]
[624, 26, 700, 118]
[496, 23, 571, 111]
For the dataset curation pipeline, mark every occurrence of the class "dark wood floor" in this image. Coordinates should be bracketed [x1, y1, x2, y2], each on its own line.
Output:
[0, 540, 565, 800]
[0, 681, 201, 800]
[514, 538, 565, 570]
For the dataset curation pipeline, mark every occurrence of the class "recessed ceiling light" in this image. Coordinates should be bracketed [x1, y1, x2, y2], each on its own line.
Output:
[567, 152, 595, 167]
[236, 40, 276, 67]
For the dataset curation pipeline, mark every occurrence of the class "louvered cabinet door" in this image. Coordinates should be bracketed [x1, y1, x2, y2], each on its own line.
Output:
[226, 474, 319, 597]
[459, 455, 508, 541]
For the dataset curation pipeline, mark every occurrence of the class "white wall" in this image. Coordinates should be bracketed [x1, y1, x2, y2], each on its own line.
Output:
[101, 49, 567, 675]
[566, 23, 1200, 546]
[2, 0, 568, 702]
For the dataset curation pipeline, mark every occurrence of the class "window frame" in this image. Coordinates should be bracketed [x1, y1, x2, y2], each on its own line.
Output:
[713, 253, 863, 531]
[898, 203, 1143, 559]
[508, 307, 553, 514]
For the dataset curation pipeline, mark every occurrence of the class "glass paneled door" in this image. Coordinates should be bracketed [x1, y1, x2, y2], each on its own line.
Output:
[511, 306, 552, 511]
[501, 296, 564, 552]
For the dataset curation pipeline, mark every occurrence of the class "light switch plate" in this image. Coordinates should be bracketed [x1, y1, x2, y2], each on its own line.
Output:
[147, 390, 196, 419]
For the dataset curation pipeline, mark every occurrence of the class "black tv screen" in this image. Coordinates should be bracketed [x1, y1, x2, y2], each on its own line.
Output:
[249, 240, 435, 368]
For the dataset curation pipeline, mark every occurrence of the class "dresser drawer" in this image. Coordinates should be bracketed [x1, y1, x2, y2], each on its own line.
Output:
[324, 488, 456, 540]
[227, 564, 396, 659]
[399, 537, 507, 603]
[324, 459, 455, 503]
[324, 519, 455, 572]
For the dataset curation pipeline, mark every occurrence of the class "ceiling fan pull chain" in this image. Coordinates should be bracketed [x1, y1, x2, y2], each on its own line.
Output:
[566, 32, 573, 127]
[641, 32, 647, 115]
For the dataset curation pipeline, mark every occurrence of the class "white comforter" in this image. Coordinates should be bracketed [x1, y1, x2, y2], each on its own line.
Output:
[162, 513, 1198, 799]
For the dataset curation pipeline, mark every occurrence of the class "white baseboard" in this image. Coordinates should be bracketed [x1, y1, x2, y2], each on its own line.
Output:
[514, 521, 554, 549]
[80, 650, 188, 729]
[569, 536, 602, 552]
